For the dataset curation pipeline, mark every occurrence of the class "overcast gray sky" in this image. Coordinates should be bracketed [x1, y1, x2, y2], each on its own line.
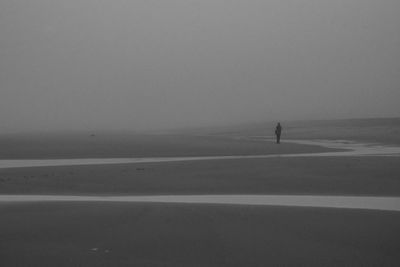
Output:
[1, 0, 399, 132]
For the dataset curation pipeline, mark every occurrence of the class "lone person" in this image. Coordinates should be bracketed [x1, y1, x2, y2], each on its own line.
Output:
[275, 122, 282, 144]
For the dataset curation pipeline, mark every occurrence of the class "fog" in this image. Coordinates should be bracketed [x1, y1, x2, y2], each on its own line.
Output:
[1, 0, 399, 133]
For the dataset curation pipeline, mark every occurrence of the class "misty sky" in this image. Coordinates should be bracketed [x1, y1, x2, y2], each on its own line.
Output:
[1, 0, 399, 132]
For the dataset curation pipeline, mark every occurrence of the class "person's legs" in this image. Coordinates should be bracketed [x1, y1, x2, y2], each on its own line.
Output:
[276, 134, 280, 144]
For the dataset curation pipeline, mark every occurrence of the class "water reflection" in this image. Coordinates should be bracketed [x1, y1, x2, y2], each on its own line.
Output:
[1, 194, 399, 212]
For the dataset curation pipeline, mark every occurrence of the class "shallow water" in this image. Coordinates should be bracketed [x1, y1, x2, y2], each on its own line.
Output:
[1, 194, 399, 212]
[0, 139, 399, 169]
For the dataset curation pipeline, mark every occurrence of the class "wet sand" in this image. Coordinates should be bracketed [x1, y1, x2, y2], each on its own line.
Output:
[1, 156, 400, 196]
[1, 127, 400, 266]
[1, 203, 399, 267]
[1, 154, 400, 266]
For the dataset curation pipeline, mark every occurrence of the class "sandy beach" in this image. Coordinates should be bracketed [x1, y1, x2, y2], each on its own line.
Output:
[1, 121, 400, 266]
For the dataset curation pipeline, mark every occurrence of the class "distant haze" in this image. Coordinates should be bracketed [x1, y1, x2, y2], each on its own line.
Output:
[1, 0, 399, 133]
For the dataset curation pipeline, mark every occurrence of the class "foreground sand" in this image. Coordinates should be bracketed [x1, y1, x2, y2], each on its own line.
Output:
[1, 155, 400, 266]
[1, 202, 399, 267]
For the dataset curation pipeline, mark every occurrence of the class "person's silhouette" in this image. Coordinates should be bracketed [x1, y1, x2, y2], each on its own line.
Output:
[275, 122, 282, 144]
